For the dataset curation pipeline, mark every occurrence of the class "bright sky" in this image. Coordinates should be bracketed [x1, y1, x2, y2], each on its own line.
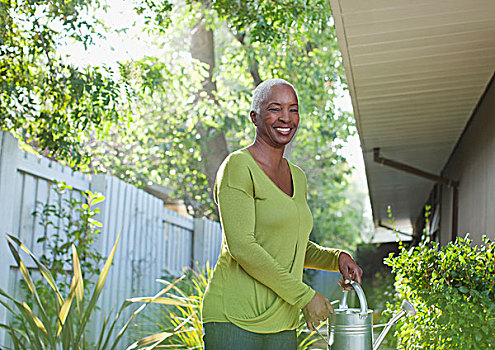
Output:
[59, 1, 159, 71]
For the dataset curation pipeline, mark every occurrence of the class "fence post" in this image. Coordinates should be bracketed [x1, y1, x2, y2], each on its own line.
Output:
[87, 173, 109, 343]
[0, 132, 20, 343]
[89, 174, 108, 253]
[193, 218, 206, 269]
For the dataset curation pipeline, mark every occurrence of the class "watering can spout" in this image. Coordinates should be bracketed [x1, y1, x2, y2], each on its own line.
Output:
[372, 300, 416, 350]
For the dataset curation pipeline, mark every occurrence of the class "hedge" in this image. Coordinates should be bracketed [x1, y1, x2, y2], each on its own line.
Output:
[385, 235, 495, 349]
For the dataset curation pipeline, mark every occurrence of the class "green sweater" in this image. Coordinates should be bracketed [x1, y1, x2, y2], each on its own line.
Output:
[201, 149, 342, 333]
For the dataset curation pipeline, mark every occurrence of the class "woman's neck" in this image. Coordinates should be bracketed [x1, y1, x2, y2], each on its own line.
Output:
[247, 138, 285, 168]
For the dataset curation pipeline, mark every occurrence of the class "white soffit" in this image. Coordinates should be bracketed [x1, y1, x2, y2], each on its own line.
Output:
[330, 0, 495, 224]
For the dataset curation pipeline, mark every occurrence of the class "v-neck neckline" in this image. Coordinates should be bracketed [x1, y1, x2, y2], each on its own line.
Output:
[242, 148, 296, 199]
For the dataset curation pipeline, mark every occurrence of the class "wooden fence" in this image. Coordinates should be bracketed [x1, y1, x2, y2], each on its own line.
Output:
[0, 131, 222, 346]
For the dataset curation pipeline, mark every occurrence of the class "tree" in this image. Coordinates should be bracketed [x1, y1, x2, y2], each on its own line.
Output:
[0, 0, 129, 167]
[84, 0, 367, 249]
[2, 0, 366, 248]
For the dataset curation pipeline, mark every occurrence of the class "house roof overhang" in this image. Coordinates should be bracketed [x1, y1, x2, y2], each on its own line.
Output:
[329, 0, 495, 229]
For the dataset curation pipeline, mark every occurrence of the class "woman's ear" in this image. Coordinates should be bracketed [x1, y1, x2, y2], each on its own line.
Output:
[250, 111, 258, 126]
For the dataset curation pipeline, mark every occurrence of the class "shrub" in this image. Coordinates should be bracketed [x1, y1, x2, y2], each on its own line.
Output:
[385, 234, 495, 349]
[0, 231, 180, 350]
[33, 181, 104, 289]
[18, 182, 105, 330]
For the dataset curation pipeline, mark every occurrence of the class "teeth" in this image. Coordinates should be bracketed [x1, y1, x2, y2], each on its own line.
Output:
[276, 128, 290, 132]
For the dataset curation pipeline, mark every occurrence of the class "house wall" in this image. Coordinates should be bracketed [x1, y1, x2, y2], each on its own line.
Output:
[440, 77, 495, 244]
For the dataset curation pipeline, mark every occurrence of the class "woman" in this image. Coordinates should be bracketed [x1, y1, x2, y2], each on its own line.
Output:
[202, 79, 363, 350]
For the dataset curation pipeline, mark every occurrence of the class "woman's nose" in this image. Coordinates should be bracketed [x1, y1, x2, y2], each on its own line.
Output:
[279, 109, 290, 122]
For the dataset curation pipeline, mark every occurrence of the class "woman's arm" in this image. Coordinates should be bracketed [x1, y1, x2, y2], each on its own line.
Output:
[304, 240, 342, 271]
[305, 241, 363, 284]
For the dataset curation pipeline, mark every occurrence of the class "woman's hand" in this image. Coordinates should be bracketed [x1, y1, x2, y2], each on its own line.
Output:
[302, 292, 333, 331]
[338, 252, 363, 291]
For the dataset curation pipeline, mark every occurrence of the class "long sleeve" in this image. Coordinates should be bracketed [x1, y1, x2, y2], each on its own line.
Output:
[216, 157, 315, 310]
[304, 240, 344, 271]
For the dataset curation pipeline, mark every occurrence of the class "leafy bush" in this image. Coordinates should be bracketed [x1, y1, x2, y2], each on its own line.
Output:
[18, 182, 105, 328]
[33, 181, 104, 287]
[385, 234, 495, 349]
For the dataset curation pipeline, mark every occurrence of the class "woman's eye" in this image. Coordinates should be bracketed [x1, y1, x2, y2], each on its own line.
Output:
[269, 108, 280, 112]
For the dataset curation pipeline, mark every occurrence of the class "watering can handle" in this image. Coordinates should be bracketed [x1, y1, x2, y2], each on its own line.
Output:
[339, 281, 368, 316]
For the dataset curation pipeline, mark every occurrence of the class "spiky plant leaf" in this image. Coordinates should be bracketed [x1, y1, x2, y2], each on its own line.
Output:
[126, 331, 174, 349]
[74, 228, 122, 346]
[72, 243, 85, 311]
[109, 276, 187, 350]
[126, 297, 189, 307]
[56, 279, 77, 337]
[6, 238, 57, 348]
[7, 234, 63, 306]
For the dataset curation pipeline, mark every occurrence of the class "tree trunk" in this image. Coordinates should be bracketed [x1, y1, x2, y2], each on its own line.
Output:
[190, 18, 229, 197]
[191, 21, 216, 96]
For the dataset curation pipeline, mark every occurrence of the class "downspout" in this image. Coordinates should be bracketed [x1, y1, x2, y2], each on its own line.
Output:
[373, 148, 460, 241]
[451, 186, 458, 242]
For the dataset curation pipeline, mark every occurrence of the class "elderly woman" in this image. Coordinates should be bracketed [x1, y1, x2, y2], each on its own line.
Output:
[201, 79, 362, 350]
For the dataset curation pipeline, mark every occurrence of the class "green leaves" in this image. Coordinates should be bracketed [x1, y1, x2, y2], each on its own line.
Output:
[0, 229, 153, 349]
[127, 267, 211, 349]
[30, 180, 104, 306]
[0, 0, 130, 168]
[211, 0, 332, 45]
[385, 234, 495, 349]
[86, 0, 364, 240]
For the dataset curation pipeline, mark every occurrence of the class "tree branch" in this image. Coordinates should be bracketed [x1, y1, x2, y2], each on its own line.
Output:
[230, 29, 262, 87]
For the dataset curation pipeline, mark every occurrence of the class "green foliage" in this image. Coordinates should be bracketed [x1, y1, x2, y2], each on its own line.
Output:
[1, 229, 184, 350]
[385, 234, 495, 349]
[134, 0, 173, 31]
[13, 182, 105, 339]
[0, 230, 138, 349]
[128, 267, 209, 349]
[32, 181, 104, 290]
[210, 0, 332, 44]
[83, 0, 368, 248]
[3, 0, 368, 245]
[0, 0, 129, 167]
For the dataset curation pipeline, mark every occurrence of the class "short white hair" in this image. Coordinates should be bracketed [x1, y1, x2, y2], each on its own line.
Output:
[251, 78, 298, 114]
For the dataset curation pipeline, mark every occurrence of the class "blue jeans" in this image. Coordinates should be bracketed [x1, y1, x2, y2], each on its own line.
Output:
[203, 322, 297, 350]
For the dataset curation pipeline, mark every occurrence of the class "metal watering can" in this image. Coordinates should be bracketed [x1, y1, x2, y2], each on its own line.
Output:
[314, 281, 416, 350]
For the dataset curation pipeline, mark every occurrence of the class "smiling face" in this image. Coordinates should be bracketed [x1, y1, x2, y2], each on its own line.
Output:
[250, 83, 299, 148]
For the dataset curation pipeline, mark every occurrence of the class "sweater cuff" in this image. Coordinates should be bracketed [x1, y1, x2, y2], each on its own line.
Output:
[296, 286, 316, 310]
